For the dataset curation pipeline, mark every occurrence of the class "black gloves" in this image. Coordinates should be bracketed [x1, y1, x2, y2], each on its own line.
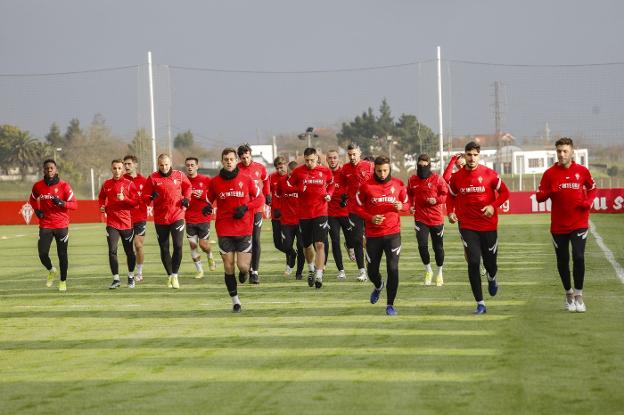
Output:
[150, 191, 158, 200]
[273, 208, 281, 219]
[265, 194, 272, 205]
[233, 204, 248, 219]
[202, 204, 213, 216]
[35, 209, 44, 219]
[339, 193, 348, 208]
[181, 198, 190, 208]
[51, 196, 65, 208]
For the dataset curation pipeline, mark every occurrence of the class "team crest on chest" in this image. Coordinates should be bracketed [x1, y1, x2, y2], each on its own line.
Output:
[173, 179, 178, 185]
[575, 173, 580, 180]
[477, 176, 483, 183]
[390, 186, 396, 194]
[427, 182, 432, 188]
[238, 182, 243, 189]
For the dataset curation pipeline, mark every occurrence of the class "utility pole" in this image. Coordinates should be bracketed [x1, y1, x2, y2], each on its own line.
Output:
[492, 81, 504, 174]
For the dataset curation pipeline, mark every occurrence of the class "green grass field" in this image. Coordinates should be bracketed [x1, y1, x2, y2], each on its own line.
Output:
[1, 214, 623, 415]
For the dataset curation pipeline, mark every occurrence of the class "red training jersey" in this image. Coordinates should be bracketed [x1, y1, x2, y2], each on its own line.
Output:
[446, 165, 509, 232]
[268, 171, 286, 218]
[535, 161, 597, 234]
[206, 171, 262, 237]
[354, 177, 408, 238]
[237, 161, 269, 214]
[276, 174, 301, 225]
[123, 173, 148, 223]
[185, 174, 212, 224]
[407, 173, 448, 226]
[143, 170, 192, 225]
[339, 160, 374, 213]
[287, 164, 334, 219]
[29, 178, 78, 229]
[328, 166, 349, 217]
[98, 177, 138, 230]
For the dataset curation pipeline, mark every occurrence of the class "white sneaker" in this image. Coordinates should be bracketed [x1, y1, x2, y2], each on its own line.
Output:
[284, 265, 293, 276]
[424, 271, 433, 286]
[575, 297, 586, 313]
[337, 270, 346, 279]
[171, 275, 180, 289]
[435, 272, 444, 287]
[357, 269, 368, 282]
[565, 293, 576, 312]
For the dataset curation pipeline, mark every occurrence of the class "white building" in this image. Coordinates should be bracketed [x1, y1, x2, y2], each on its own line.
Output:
[512, 149, 589, 175]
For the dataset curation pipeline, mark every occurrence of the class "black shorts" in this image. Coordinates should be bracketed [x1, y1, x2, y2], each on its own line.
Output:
[133, 221, 147, 237]
[299, 216, 330, 248]
[186, 222, 211, 240]
[218, 235, 252, 254]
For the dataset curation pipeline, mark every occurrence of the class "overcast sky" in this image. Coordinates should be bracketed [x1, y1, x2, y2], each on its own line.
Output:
[1, 0, 623, 147]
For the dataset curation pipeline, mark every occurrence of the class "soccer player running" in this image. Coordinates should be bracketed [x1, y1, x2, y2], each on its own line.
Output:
[99, 159, 139, 289]
[287, 147, 334, 288]
[355, 156, 408, 316]
[184, 157, 217, 279]
[123, 155, 148, 282]
[206, 148, 263, 312]
[277, 161, 306, 280]
[237, 144, 270, 284]
[143, 154, 191, 289]
[535, 137, 597, 312]
[326, 149, 354, 280]
[407, 154, 448, 286]
[339, 143, 374, 281]
[29, 159, 77, 292]
[446, 141, 509, 314]
[268, 156, 290, 274]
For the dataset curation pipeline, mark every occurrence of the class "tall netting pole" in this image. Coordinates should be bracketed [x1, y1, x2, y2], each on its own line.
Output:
[148, 51, 157, 172]
[436, 46, 445, 173]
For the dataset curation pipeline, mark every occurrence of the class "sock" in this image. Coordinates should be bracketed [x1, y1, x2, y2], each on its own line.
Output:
[308, 263, 315, 272]
[231, 294, 241, 305]
[436, 265, 443, 275]
[315, 269, 323, 279]
[172, 273, 178, 279]
[487, 274, 496, 282]
[252, 270, 258, 275]
[425, 263, 432, 273]
[477, 300, 485, 305]
[208, 252, 214, 259]
[136, 264, 143, 275]
[194, 261, 203, 272]
[128, 272, 134, 279]
[224, 273, 237, 297]
[113, 274, 120, 281]
[574, 289, 583, 297]
[359, 268, 366, 273]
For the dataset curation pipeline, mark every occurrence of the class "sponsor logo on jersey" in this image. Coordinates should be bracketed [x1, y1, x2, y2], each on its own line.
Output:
[560, 182, 581, 189]
[371, 196, 397, 204]
[459, 186, 486, 194]
[303, 179, 325, 185]
[219, 190, 245, 199]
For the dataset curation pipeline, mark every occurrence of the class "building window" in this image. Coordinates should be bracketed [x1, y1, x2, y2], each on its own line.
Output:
[528, 158, 544, 168]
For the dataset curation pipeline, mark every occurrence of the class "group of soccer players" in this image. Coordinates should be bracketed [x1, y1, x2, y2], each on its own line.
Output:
[30, 137, 596, 315]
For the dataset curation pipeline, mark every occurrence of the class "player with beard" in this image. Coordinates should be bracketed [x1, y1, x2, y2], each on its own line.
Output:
[268, 156, 290, 274]
[407, 154, 448, 286]
[206, 148, 263, 312]
[143, 154, 192, 289]
[184, 157, 216, 279]
[99, 159, 139, 289]
[237, 144, 270, 284]
[536, 137, 597, 312]
[123, 155, 148, 282]
[339, 143, 374, 282]
[277, 161, 305, 280]
[447, 141, 509, 314]
[355, 156, 408, 316]
[29, 159, 78, 291]
[287, 148, 334, 288]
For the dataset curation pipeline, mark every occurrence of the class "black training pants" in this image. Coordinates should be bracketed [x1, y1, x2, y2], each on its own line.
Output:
[155, 219, 185, 275]
[366, 233, 401, 306]
[106, 226, 136, 276]
[552, 229, 588, 291]
[459, 228, 498, 302]
[38, 227, 69, 281]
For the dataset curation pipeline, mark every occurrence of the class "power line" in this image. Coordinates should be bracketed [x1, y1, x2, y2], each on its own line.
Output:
[0, 65, 140, 78]
[449, 60, 624, 68]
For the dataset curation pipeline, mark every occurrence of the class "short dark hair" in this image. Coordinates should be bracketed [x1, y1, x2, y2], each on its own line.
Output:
[123, 155, 138, 163]
[347, 143, 360, 151]
[288, 161, 298, 170]
[417, 153, 430, 163]
[374, 156, 390, 166]
[237, 144, 252, 157]
[303, 147, 317, 157]
[43, 159, 56, 166]
[273, 156, 286, 168]
[185, 157, 199, 164]
[111, 159, 123, 165]
[222, 147, 237, 159]
[465, 141, 481, 153]
[555, 137, 574, 147]
[363, 155, 375, 162]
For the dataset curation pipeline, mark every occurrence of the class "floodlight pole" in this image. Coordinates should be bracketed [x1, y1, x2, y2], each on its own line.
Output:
[148, 51, 157, 172]
[436, 46, 445, 173]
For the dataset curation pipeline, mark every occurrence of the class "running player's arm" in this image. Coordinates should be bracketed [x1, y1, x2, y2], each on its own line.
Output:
[261, 166, 270, 198]
[581, 169, 598, 209]
[97, 183, 107, 210]
[28, 185, 39, 207]
[180, 173, 192, 200]
[62, 183, 78, 210]
[354, 188, 373, 221]
[396, 184, 409, 212]
[325, 170, 335, 198]
[435, 175, 448, 204]
[246, 177, 264, 211]
[492, 177, 510, 207]
[124, 182, 139, 208]
[445, 177, 458, 217]
[142, 176, 155, 204]
[442, 154, 460, 183]
[535, 170, 552, 202]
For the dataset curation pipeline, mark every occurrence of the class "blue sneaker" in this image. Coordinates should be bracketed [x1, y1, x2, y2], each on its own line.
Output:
[370, 281, 385, 304]
[488, 277, 498, 297]
[474, 304, 487, 314]
[385, 305, 397, 316]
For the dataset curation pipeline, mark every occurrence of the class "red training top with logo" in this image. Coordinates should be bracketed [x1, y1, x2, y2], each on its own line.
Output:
[268, 171, 285, 218]
[98, 177, 139, 230]
[287, 164, 334, 219]
[237, 161, 269, 214]
[206, 172, 262, 237]
[143, 170, 192, 225]
[123, 173, 148, 223]
[407, 173, 448, 226]
[185, 174, 212, 224]
[354, 177, 408, 238]
[328, 166, 348, 217]
[276, 174, 300, 225]
[29, 179, 78, 229]
[535, 161, 597, 234]
[446, 165, 509, 232]
[339, 160, 374, 214]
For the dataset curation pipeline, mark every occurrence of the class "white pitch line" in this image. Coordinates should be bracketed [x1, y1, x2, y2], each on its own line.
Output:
[589, 220, 624, 284]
